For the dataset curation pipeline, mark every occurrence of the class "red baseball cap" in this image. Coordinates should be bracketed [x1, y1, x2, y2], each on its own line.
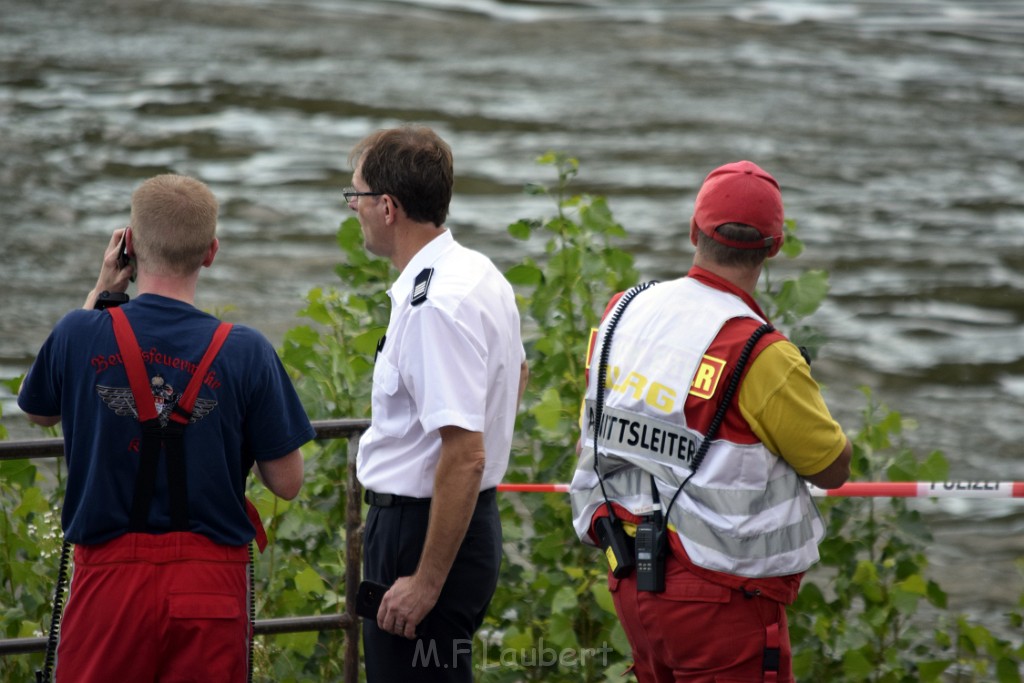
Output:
[691, 160, 784, 255]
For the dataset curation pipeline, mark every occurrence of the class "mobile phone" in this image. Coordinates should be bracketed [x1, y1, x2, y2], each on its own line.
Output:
[117, 229, 136, 282]
[355, 580, 389, 620]
[116, 237, 130, 269]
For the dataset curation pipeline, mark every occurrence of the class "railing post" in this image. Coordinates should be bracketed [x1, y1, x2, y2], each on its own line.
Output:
[344, 433, 363, 683]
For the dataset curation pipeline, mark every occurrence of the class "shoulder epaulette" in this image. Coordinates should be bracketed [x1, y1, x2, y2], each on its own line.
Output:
[411, 268, 434, 307]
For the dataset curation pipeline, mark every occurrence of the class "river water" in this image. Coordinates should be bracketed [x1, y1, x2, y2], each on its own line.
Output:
[2, 0, 1023, 621]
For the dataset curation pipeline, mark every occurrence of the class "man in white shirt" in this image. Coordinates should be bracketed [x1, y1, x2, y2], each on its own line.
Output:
[345, 124, 528, 682]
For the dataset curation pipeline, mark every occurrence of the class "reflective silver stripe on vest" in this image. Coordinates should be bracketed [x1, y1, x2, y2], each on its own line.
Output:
[582, 402, 806, 516]
[571, 447, 823, 577]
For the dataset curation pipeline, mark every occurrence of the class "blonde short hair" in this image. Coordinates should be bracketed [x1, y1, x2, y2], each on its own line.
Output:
[130, 174, 218, 276]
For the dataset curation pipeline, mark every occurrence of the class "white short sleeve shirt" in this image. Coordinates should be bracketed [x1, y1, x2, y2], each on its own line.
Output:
[357, 230, 525, 498]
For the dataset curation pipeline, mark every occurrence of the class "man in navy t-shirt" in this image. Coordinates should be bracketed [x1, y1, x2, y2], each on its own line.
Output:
[18, 174, 315, 682]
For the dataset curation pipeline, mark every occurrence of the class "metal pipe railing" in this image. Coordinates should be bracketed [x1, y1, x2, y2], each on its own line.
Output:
[0, 613, 357, 656]
[0, 418, 369, 683]
[0, 418, 371, 460]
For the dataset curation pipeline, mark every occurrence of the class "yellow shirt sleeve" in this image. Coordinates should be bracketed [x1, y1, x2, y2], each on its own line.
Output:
[738, 341, 847, 477]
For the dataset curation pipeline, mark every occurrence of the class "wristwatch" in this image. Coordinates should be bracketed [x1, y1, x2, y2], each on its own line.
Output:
[94, 290, 130, 310]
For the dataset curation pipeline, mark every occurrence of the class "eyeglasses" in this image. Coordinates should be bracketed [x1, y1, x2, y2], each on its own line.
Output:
[343, 187, 384, 203]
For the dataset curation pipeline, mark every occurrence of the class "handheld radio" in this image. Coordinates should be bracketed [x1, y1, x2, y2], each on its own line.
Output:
[635, 475, 666, 592]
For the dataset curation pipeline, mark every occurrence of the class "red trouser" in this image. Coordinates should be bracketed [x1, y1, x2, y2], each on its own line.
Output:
[610, 552, 792, 683]
[56, 532, 250, 683]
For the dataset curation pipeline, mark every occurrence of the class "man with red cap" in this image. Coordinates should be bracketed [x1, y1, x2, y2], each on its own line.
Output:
[570, 161, 851, 682]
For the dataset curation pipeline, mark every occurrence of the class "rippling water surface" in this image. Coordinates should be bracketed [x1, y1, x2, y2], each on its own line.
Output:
[2, 0, 1024, 615]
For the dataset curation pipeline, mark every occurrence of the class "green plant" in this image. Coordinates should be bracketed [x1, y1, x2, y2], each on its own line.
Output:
[253, 220, 392, 682]
[791, 389, 1023, 682]
[482, 152, 638, 682]
[757, 219, 830, 359]
[0, 380, 65, 682]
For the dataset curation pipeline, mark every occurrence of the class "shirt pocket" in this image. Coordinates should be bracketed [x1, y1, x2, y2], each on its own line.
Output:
[371, 356, 414, 439]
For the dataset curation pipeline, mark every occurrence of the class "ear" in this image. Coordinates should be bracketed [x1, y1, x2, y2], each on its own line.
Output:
[382, 195, 400, 225]
[767, 232, 784, 257]
[202, 238, 219, 267]
[125, 226, 134, 256]
[689, 217, 700, 246]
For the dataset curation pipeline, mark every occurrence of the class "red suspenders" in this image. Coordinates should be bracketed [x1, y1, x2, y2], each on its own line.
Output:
[107, 307, 267, 551]
[109, 306, 232, 425]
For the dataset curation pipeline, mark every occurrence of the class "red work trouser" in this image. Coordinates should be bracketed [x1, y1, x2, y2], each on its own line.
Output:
[610, 552, 792, 683]
[55, 532, 250, 683]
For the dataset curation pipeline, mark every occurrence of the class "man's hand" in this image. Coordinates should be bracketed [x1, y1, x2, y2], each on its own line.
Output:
[83, 227, 134, 309]
[377, 574, 440, 640]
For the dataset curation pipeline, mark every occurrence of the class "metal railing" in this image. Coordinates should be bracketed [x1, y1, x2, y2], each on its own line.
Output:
[0, 418, 370, 683]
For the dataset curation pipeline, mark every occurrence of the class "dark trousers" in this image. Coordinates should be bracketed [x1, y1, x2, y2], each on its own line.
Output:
[362, 488, 501, 683]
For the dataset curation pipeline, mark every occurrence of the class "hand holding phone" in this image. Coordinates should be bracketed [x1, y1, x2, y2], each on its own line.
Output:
[355, 580, 388, 621]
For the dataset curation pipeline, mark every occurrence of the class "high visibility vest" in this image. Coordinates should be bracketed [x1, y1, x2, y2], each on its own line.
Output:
[569, 277, 824, 578]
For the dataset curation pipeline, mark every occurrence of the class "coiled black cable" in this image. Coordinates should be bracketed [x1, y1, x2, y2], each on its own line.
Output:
[592, 281, 658, 519]
[36, 538, 71, 683]
[248, 542, 255, 683]
[663, 322, 775, 526]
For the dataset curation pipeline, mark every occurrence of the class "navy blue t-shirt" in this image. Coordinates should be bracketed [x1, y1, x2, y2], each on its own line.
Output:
[18, 294, 315, 546]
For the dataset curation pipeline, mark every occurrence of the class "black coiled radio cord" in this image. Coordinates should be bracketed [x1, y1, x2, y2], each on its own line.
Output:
[592, 281, 659, 522]
[662, 322, 775, 526]
[36, 538, 71, 683]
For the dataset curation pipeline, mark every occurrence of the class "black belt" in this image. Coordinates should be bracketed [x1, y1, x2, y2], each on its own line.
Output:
[363, 487, 497, 508]
[364, 490, 432, 507]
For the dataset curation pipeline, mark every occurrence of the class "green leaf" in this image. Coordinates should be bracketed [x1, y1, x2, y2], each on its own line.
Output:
[550, 585, 578, 614]
[275, 630, 319, 658]
[916, 660, 953, 682]
[895, 574, 927, 595]
[352, 328, 387, 355]
[547, 611, 578, 651]
[0, 376, 24, 394]
[508, 219, 535, 240]
[504, 263, 543, 287]
[529, 388, 564, 431]
[997, 656, 1023, 683]
[0, 460, 37, 489]
[294, 565, 325, 597]
[773, 270, 829, 317]
[917, 450, 950, 482]
[842, 649, 875, 678]
[780, 219, 805, 258]
[589, 582, 616, 615]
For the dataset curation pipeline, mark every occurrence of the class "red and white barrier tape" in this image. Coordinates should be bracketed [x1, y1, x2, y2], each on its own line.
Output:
[496, 481, 1024, 499]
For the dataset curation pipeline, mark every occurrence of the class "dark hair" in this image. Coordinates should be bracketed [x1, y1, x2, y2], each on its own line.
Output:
[696, 223, 772, 268]
[349, 125, 453, 226]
